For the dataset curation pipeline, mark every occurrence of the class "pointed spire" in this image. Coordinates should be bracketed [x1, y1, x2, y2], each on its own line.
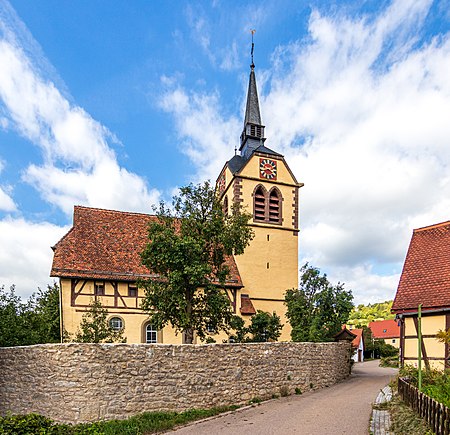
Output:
[239, 31, 265, 158]
[244, 65, 262, 126]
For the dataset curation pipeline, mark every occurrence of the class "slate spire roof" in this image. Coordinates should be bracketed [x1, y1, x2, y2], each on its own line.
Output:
[392, 220, 450, 313]
[239, 60, 266, 158]
[244, 65, 262, 126]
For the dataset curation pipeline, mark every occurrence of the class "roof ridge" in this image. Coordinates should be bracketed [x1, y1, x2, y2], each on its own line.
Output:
[74, 205, 156, 217]
[414, 220, 450, 232]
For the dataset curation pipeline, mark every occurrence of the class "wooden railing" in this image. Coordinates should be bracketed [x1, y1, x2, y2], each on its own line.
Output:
[398, 377, 450, 435]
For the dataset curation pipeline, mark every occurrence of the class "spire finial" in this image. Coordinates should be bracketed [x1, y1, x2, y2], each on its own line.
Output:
[250, 29, 256, 67]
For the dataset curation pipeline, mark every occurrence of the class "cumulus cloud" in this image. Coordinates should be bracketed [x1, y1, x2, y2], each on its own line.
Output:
[0, 217, 69, 298]
[0, 160, 16, 211]
[0, 7, 160, 215]
[159, 86, 241, 182]
[163, 0, 450, 304]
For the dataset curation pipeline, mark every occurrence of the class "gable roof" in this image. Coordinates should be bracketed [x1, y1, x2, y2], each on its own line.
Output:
[369, 320, 400, 339]
[392, 220, 450, 313]
[51, 205, 243, 287]
[351, 328, 364, 348]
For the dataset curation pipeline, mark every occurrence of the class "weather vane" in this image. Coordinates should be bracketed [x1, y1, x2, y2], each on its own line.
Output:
[250, 29, 256, 66]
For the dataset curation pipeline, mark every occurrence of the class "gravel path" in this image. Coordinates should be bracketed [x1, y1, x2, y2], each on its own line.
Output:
[171, 360, 398, 435]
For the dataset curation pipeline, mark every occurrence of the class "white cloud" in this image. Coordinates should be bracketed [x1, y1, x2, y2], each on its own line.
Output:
[0, 217, 68, 299]
[163, 0, 450, 303]
[0, 160, 16, 211]
[159, 85, 240, 183]
[0, 18, 160, 215]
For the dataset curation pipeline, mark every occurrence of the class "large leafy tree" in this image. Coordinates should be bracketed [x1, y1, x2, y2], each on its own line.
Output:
[285, 263, 353, 342]
[0, 283, 61, 347]
[74, 299, 125, 343]
[140, 181, 254, 344]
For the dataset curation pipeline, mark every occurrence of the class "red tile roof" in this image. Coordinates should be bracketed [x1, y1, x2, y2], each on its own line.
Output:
[392, 221, 450, 313]
[51, 205, 243, 287]
[351, 328, 363, 348]
[369, 320, 400, 339]
[240, 294, 256, 315]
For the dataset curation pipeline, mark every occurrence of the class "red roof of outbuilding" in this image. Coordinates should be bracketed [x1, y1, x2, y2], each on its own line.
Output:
[51, 205, 243, 287]
[392, 221, 450, 313]
[369, 320, 399, 339]
[351, 328, 364, 348]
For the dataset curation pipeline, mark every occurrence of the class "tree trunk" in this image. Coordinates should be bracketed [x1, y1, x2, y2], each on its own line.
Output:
[184, 327, 194, 344]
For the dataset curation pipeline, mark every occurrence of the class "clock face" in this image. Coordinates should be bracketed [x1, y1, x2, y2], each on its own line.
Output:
[259, 158, 277, 180]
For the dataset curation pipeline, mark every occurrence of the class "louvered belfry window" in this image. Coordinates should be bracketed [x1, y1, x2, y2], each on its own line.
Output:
[254, 186, 266, 221]
[269, 189, 281, 223]
[253, 186, 282, 224]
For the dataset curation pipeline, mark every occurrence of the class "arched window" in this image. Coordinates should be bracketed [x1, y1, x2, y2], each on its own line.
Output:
[254, 186, 266, 222]
[269, 188, 281, 224]
[146, 324, 158, 343]
[223, 195, 228, 215]
[109, 317, 124, 331]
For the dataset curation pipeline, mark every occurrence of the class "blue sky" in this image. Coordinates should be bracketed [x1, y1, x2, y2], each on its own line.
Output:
[1, 0, 450, 304]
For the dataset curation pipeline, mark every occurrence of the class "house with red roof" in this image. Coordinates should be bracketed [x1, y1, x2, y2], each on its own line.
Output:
[392, 221, 450, 369]
[50, 61, 303, 344]
[350, 328, 364, 362]
[368, 319, 400, 349]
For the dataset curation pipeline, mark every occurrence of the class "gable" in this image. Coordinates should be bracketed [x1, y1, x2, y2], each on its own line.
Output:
[51, 205, 242, 287]
[393, 220, 450, 313]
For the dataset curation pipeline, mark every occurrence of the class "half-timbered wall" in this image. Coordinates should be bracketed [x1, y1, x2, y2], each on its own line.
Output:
[61, 278, 241, 344]
[400, 313, 449, 370]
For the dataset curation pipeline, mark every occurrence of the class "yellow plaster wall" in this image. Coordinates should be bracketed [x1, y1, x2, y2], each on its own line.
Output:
[60, 278, 185, 344]
[402, 314, 447, 369]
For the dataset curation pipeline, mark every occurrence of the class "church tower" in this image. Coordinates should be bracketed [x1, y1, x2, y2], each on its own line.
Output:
[217, 50, 303, 341]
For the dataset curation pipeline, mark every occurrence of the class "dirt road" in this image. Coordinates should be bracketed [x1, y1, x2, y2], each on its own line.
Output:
[171, 359, 397, 435]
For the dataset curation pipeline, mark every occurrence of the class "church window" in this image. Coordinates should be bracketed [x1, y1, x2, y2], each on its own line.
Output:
[109, 316, 124, 331]
[269, 188, 281, 224]
[146, 324, 158, 343]
[254, 186, 266, 221]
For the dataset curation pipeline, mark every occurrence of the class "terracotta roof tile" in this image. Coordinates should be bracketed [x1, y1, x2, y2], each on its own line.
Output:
[51, 206, 243, 287]
[368, 320, 400, 339]
[392, 220, 450, 313]
[351, 328, 363, 348]
[240, 294, 256, 315]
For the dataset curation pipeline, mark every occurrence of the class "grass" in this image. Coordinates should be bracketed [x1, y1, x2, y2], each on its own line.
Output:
[0, 406, 240, 435]
[388, 394, 434, 435]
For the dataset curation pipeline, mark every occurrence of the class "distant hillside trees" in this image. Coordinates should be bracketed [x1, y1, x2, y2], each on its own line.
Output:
[284, 263, 354, 342]
[347, 300, 395, 327]
[0, 283, 61, 347]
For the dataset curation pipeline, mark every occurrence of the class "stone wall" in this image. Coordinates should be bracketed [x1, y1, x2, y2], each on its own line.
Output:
[0, 341, 352, 423]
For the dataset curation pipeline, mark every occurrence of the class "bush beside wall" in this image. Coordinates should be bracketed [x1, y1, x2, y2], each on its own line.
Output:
[0, 341, 351, 423]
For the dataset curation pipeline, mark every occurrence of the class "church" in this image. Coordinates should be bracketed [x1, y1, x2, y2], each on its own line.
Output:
[50, 57, 303, 344]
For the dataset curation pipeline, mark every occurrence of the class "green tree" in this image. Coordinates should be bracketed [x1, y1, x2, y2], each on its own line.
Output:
[74, 299, 125, 343]
[227, 311, 283, 343]
[140, 181, 254, 344]
[247, 310, 283, 342]
[347, 300, 394, 327]
[0, 284, 61, 347]
[285, 263, 353, 342]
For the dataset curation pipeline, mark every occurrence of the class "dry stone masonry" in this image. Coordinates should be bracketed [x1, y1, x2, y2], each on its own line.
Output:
[0, 341, 352, 423]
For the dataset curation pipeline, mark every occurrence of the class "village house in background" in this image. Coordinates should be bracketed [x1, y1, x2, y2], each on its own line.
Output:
[50, 60, 303, 344]
[368, 319, 400, 349]
[392, 221, 450, 369]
